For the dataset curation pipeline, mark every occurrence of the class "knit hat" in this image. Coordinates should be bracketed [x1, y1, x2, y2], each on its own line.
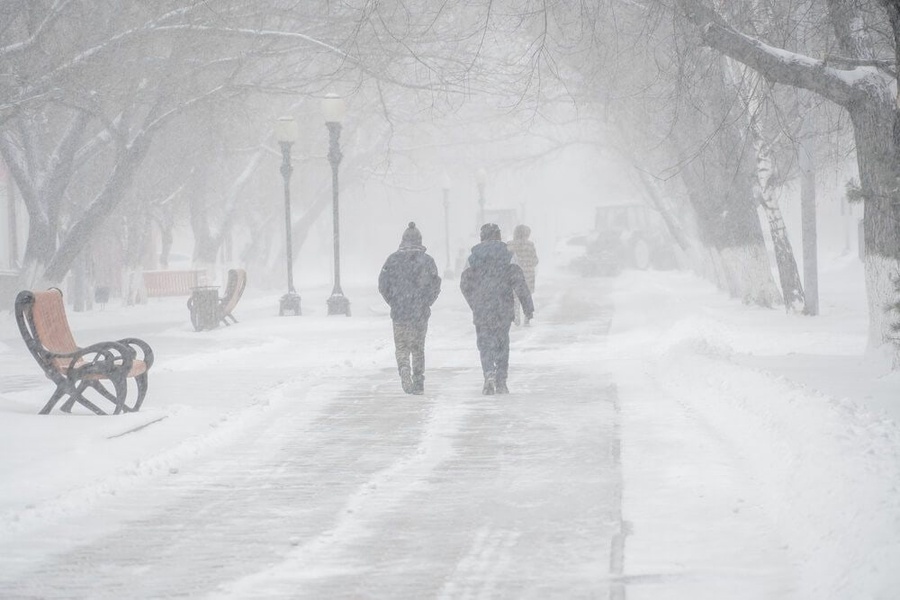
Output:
[480, 223, 501, 242]
[401, 221, 422, 246]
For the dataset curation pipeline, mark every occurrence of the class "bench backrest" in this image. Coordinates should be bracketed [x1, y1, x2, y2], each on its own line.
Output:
[220, 269, 247, 316]
[143, 270, 203, 297]
[15, 289, 78, 375]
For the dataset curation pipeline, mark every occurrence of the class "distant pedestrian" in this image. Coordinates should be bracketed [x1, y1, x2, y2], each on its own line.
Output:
[378, 222, 442, 395]
[506, 224, 539, 326]
[460, 223, 534, 395]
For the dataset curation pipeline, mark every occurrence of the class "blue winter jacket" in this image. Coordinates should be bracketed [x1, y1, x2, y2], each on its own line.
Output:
[460, 240, 534, 327]
[378, 244, 441, 324]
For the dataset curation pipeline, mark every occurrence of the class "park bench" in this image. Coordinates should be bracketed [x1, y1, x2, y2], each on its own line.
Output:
[187, 269, 247, 331]
[142, 269, 203, 297]
[15, 288, 154, 415]
[185, 268, 247, 331]
[218, 268, 247, 326]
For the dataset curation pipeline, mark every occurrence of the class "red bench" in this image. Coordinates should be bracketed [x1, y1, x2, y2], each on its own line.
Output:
[15, 288, 154, 415]
[142, 270, 203, 297]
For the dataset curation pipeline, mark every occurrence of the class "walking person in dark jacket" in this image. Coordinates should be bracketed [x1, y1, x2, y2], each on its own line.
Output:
[460, 223, 534, 395]
[378, 222, 442, 395]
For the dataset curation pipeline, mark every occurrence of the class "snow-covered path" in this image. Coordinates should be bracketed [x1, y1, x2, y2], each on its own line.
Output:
[0, 371, 612, 598]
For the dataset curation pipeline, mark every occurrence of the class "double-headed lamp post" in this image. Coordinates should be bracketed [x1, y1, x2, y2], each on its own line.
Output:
[276, 116, 301, 316]
[475, 167, 487, 226]
[441, 172, 452, 278]
[323, 93, 351, 316]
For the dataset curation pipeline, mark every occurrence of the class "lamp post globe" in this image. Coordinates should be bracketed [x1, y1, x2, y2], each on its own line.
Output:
[276, 116, 301, 316]
[323, 93, 351, 316]
[441, 171, 452, 279]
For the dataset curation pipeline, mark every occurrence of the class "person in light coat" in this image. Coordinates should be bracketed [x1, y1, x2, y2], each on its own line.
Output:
[506, 224, 538, 325]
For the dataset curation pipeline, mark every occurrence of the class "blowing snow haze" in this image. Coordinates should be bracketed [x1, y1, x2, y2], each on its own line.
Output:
[2, 1, 900, 598]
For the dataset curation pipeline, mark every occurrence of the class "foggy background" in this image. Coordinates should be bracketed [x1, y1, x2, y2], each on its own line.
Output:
[0, 0, 887, 336]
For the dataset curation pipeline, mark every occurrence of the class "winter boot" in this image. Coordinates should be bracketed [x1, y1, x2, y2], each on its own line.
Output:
[412, 374, 425, 395]
[482, 370, 496, 396]
[495, 381, 509, 394]
[399, 366, 413, 394]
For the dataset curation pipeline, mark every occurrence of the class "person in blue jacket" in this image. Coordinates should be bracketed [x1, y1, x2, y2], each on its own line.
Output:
[378, 222, 442, 395]
[460, 223, 534, 395]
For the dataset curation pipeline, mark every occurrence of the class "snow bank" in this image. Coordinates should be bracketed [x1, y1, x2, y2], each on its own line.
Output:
[608, 268, 900, 598]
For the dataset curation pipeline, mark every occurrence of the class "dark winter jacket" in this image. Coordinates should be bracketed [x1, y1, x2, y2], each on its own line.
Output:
[378, 243, 441, 324]
[460, 240, 534, 327]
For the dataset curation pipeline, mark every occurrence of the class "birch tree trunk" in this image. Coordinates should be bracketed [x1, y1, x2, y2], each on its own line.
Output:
[731, 62, 806, 312]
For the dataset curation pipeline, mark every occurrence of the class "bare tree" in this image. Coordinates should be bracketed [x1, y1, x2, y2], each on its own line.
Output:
[671, 0, 899, 348]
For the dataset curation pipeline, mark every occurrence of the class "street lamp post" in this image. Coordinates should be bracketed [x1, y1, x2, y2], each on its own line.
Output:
[276, 116, 301, 316]
[475, 167, 487, 227]
[441, 172, 452, 279]
[323, 93, 351, 316]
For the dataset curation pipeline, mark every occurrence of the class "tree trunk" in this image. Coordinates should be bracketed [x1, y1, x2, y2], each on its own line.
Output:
[676, 142, 781, 306]
[636, 170, 692, 252]
[852, 101, 900, 347]
[44, 135, 152, 283]
[21, 216, 54, 279]
[6, 177, 18, 269]
[759, 199, 805, 311]
[752, 128, 805, 313]
[799, 127, 819, 315]
[159, 220, 173, 269]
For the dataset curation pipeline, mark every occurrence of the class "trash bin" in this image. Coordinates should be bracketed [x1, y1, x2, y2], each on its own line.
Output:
[189, 286, 219, 331]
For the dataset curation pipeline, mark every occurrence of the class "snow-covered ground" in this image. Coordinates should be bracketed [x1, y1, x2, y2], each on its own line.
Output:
[607, 255, 900, 599]
[0, 253, 898, 598]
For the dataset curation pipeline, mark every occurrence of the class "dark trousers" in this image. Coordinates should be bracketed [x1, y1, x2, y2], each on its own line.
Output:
[475, 323, 510, 384]
[393, 321, 428, 383]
